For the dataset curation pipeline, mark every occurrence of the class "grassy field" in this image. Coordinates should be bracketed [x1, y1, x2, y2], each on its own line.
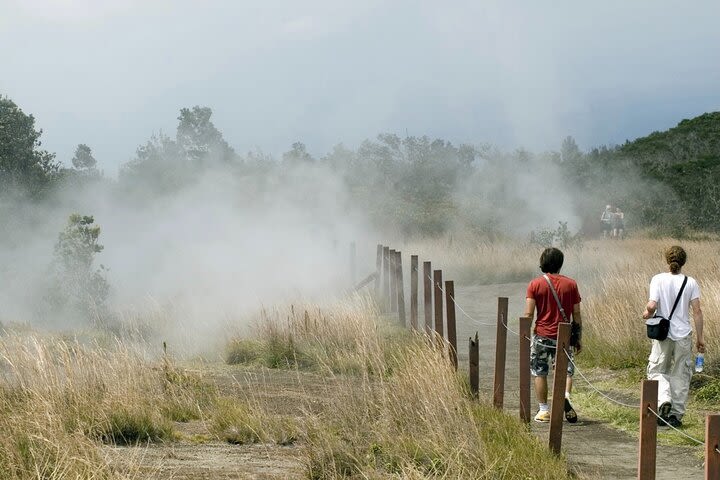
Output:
[2, 235, 718, 477]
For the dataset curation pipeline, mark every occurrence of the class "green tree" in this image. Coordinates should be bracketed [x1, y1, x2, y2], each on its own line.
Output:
[283, 142, 314, 164]
[48, 214, 110, 321]
[120, 106, 238, 195]
[71, 143, 97, 170]
[0, 95, 59, 197]
[560, 136, 582, 164]
[176, 106, 235, 164]
[120, 132, 187, 194]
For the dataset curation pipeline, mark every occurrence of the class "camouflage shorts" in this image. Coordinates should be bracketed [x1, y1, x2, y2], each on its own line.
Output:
[530, 335, 575, 377]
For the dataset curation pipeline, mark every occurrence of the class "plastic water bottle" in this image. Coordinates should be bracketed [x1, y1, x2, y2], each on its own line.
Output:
[695, 353, 704, 373]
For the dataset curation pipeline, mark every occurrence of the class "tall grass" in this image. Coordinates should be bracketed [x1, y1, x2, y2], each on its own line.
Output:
[226, 297, 573, 479]
[579, 239, 720, 370]
[304, 339, 571, 479]
[0, 332, 215, 479]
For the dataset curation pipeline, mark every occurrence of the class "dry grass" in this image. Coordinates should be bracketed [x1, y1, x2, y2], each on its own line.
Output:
[0, 331, 216, 479]
[226, 297, 573, 479]
[303, 339, 571, 479]
[11, 234, 718, 477]
[578, 239, 720, 369]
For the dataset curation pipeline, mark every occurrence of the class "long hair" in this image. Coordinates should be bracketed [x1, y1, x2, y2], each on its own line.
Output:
[665, 246, 686, 274]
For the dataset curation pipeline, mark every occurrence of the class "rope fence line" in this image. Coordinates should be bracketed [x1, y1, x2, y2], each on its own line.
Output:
[452, 295, 497, 327]
[425, 273, 514, 329]
[563, 347, 711, 451]
[563, 348, 639, 409]
[647, 407, 706, 446]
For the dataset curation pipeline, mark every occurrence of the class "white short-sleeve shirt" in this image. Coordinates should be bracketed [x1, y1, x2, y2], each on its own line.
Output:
[648, 272, 700, 340]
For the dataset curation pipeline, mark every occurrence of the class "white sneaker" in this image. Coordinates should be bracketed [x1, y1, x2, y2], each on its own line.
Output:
[534, 410, 550, 423]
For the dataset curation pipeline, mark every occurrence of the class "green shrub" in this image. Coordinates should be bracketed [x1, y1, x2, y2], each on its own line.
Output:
[209, 398, 297, 445]
[225, 338, 263, 364]
[97, 406, 173, 445]
[694, 376, 720, 402]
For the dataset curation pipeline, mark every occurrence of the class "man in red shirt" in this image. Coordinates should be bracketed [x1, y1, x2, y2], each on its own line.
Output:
[524, 247, 583, 423]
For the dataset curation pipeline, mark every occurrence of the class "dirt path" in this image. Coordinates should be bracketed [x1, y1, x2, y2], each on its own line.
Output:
[453, 283, 705, 479]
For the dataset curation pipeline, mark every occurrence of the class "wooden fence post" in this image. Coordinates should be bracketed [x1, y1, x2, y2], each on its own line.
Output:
[445, 280, 457, 370]
[410, 255, 418, 330]
[492, 297, 509, 409]
[519, 316, 532, 423]
[389, 249, 397, 313]
[375, 244, 383, 298]
[382, 246, 390, 308]
[433, 270, 444, 342]
[549, 322, 571, 455]
[637, 379, 658, 480]
[706, 415, 720, 480]
[469, 332, 479, 397]
[423, 262, 432, 334]
[396, 251, 406, 327]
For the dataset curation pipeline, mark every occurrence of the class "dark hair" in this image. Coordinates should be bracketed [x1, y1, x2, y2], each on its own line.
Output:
[665, 245, 686, 274]
[540, 247, 564, 273]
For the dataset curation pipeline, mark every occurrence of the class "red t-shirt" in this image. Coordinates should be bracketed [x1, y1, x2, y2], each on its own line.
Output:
[526, 274, 581, 339]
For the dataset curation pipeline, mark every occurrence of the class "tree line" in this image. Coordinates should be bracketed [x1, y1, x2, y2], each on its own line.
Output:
[3, 94, 720, 239]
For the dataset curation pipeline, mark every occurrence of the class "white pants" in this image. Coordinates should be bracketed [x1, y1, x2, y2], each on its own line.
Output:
[647, 335, 693, 419]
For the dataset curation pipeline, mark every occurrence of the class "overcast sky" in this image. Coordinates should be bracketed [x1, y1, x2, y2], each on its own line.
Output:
[2, 0, 719, 174]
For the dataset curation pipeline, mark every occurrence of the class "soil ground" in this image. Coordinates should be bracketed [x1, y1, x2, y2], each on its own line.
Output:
[107, 283, 706, 479]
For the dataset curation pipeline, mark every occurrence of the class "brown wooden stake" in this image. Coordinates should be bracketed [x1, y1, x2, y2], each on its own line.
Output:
[548, 322, 571, 455]
[382, 246, 390, 308]
[423, 261, 432, 334]
[445, 280, 457, 370]
[410, 255, 418, 330]
[375, 244, 383, 298]
[637, 379, 658, 480]
[519, 316, 532, 423]
[395, 251, 406, 327]
[706, 415, 720, 480]
[469, 332, 479, 397]
[433, 270, 444, 342]
[492, 297, 509, 409]
[389, 249, 397, 313]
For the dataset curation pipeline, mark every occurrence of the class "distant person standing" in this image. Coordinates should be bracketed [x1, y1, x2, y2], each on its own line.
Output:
[600, 205, 614, 238]
[642, 246, 704, 428]
[612, 207, 625, 239]
[524, 247, 583, 423]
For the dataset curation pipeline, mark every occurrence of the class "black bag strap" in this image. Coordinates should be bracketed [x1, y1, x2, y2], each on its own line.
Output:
[666, 275, 688, 321]
[543, 274, 569, 323]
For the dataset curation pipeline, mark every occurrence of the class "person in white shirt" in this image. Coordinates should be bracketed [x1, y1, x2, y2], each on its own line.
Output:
[600, 205, 613, 238]
[642, 245, 705, 428]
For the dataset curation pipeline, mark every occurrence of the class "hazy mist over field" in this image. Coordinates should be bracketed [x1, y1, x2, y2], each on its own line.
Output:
[2, 1, 720, 348]
[0, 162, 377, 349]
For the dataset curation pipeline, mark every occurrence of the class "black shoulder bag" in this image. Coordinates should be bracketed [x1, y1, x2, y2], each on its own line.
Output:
[645, 275, 687, 341]
[543, 274, 581, 346]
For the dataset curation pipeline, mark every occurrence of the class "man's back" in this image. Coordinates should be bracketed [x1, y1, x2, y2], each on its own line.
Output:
[527, 274, 581, 338]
